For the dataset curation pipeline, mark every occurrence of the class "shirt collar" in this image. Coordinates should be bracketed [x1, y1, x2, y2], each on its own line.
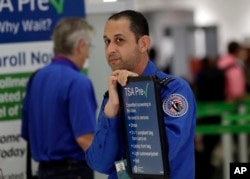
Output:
[52, 56, 80, 71]
[141, 60, 158, 76]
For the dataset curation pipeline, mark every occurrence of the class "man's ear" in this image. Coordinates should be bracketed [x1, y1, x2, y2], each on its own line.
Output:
[138, 35, 151, 53]
[76, 39, 85, 53]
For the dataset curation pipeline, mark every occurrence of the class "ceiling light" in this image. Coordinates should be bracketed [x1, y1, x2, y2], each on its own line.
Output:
[103, 0, 117, 2]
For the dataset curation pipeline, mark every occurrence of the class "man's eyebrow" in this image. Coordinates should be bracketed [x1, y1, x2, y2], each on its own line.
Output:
[114, 34, 125, 38]
[103, 34, 125, 39]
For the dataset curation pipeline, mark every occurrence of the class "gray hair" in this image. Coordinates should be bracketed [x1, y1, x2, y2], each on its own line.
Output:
[52, 17, 93, 55]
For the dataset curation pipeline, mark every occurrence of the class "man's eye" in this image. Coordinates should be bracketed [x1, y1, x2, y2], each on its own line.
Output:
[104, 39, 110, 45]
[116, 38, 123, 43]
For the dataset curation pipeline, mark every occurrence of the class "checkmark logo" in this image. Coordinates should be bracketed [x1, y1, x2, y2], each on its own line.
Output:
[50, 0, 64, 14]
[144, 83, 149, 98]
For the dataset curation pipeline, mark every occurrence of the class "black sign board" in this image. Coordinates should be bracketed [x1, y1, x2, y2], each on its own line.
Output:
[118, 76, 169, 179]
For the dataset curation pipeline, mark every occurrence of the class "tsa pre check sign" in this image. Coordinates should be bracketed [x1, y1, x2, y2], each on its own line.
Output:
[119, 76, 169, 179]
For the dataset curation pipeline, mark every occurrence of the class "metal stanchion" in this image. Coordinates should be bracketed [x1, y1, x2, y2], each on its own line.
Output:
[196, 100, 250, 179]
[237, 104, 248, 162]
[222, 114, 233, 179]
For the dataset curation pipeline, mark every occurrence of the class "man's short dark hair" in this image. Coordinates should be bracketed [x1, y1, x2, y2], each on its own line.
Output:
[228, 41, 240, 54]
[108, 10, 149, 41]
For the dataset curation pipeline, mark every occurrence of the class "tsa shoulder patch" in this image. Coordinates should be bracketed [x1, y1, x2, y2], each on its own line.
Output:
[163, 93, 188, 118]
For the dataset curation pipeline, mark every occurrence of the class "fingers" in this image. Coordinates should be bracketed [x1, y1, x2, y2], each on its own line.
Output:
[112, 70, 138, 86]
[105, 74, 120, 118]
[104, 70, 138, 118]
[108, 75, 118, 86]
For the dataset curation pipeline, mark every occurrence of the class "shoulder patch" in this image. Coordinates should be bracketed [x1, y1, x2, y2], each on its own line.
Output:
[162, 93, 188, 118]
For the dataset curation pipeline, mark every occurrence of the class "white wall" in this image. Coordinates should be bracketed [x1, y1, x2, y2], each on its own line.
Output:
[144, 10, 194, 78]
[193, 0, 250, 55]
[136, 0, 250, 55]
[86, 13, 111, 179]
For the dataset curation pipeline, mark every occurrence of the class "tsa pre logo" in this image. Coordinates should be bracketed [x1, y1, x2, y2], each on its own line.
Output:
[163, 94, 188, 117]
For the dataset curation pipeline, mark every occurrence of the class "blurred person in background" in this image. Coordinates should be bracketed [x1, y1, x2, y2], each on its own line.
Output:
[245, 50, 250, 93]
[194, 56, 225, 179]
[217, 41, 247, 165]
[217, 41, 246, 102]
[21, 17, 97, 179]
[238, 45, 250, 94]
[194, 57, 225, 101]
[149, 46, 158, 64]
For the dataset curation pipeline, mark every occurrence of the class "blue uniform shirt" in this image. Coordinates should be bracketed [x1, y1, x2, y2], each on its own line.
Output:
[86, 61, 196, 179]
[21, 57, 97, 162]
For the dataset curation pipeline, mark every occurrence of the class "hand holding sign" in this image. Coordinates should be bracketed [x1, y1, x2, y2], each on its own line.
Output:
[104, 70, 138, 118]
[112, 70, 139, 86]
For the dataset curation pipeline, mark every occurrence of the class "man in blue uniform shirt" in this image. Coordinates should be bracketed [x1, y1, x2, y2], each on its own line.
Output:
[86, 10, 196, 179]
[21, 18, 97, 179]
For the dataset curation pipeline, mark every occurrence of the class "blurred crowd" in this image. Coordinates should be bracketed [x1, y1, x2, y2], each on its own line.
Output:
[150, 40, 250, 179]
[193, 41, 250, 179]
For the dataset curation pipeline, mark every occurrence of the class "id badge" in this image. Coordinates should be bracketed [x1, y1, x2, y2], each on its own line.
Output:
[115, 159, 132, 179]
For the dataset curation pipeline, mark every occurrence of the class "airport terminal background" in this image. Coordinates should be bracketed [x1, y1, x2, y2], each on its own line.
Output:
[87, 2, 250, 178]
[1, 0, 250, 179]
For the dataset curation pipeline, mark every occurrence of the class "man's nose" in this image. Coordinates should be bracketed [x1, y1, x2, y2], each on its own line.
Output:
[106, 42, 116, 54]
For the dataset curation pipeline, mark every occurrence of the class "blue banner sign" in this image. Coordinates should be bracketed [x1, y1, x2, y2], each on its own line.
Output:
[0, 0, 85, 43]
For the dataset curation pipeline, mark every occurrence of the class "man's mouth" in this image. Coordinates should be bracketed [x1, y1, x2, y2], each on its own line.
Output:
[109, 58, 120, 63]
